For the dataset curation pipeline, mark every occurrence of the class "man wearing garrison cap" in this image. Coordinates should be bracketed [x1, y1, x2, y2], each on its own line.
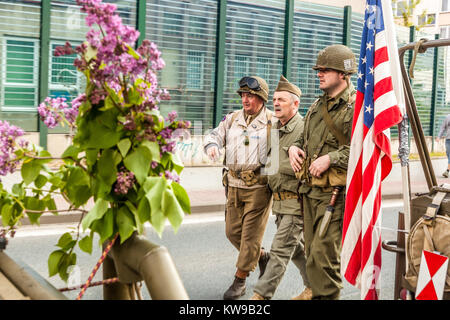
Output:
[251, 75, 311, 300]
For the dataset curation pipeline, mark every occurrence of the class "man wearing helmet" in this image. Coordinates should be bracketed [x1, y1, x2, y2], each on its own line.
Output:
[288, 44, 357, 300]
[203, 76, 273, 300]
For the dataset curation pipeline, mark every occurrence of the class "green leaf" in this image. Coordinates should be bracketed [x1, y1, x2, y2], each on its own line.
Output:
[117, 138, 132, 158]
[82, 198, 109, 231]
[79, 235, 93, 254]
[90, 208, 114, 244]
[56, 232, 76, 251]
[125, 201, 143, 234]
[85, 149, 98, 166]
[141, 140, 161, 163]
[171, 153, 184, 175]
[123, 146, 152, 185]
[21, 160, 43, 185]
[61, 145, 81, 160]
[99, 95, 116, 111]
[171, 182, 191, 214]
[97, 149, 118, 187]
[58, 252, 77, 282]
[48, 250, 65, 277]
[34, 174, 48, 189]
[127, 45, 140, 60]
[11, 183, 25, 197]
[1, 203, 12, 226]
[46, 198, 57, 212]
[73, 107, 122, 149]
[66, 167, 91, 207]
[116, 206, 135, 244]
[145, 177, 167, 236]
[162, 188, 184, 233]
[137, 196, 150, 224]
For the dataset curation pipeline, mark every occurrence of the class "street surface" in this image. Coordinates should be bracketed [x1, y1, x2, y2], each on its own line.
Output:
[5, 200, 404, 300]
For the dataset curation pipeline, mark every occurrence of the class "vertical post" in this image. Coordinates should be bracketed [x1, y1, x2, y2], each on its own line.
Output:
[407, 26, 415, 150]
[282, 0, 294, 79]
[342, 5, 352, 47]
[213, 0, 227, 127]
[38, 0, 51, 149]
[136, 0, 147, 47]
[430, 33, 439, 152]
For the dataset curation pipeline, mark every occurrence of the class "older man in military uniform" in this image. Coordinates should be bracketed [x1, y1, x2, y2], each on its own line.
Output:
[288, 44, 356, 300]
[250, 76, 311, 301]
[204, 76, 273, 300]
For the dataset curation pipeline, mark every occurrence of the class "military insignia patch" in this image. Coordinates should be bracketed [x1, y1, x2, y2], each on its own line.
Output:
[344, 58, 354, 71]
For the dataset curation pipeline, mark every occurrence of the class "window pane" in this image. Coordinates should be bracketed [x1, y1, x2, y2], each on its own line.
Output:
[442, 0, 449, 12]
[6, 39, 35, 84]
[4, 87, 36, 108]
[51, 43, 78, 85]
[186, 51, 204, 89]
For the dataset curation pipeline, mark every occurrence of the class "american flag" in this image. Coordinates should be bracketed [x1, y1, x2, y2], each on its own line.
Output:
[340, 0, 403, 300]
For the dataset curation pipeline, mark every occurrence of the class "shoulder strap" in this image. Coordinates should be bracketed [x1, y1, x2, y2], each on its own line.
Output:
[223, 110, 240, 166]
[320, 97, 346, 146]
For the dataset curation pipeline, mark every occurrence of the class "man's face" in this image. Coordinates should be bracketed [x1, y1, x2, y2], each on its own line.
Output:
[316, 68, 345, 93]
[241, 92, 263, 115]
[273, 91, 297, 124]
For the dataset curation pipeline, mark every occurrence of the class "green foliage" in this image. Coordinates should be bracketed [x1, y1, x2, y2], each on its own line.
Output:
[0, 41, 191, 283]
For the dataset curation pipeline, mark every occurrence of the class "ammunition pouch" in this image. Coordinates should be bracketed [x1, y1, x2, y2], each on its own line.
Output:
[273, 191, 298, 201]
[229, 169, 266, 187]
[222, 168, 229, 187]
[309, 167, 347, 188]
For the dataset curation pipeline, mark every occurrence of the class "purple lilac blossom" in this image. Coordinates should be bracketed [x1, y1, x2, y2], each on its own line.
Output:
[0, 121, 26, 176]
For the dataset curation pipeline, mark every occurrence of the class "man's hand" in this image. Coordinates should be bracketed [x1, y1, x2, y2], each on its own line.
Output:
[288, 146, 305, 172]
[309, 154, 331, 178]
[207, 145, 219, 162]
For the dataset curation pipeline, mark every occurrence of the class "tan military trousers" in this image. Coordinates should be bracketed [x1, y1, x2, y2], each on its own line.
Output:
[253, 213, 310, 299]
[302, 189, 345, 300]
[225, 186, 272, 273]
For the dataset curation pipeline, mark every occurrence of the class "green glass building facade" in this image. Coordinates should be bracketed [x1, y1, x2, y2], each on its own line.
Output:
[0, 0, 448, 150]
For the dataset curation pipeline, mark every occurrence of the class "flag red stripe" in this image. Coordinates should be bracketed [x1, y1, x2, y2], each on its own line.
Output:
[374, 46, 388, 68]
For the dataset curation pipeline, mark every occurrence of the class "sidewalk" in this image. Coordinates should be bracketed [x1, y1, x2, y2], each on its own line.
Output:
[1, 158, 448, 225]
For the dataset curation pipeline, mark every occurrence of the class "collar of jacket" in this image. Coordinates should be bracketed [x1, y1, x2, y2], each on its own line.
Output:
[275, 112, 302, 134]
[322, 82, 355, 111]
[236, 106, 270, 127]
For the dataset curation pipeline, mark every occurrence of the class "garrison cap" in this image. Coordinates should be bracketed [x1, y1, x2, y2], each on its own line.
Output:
[275, 75, 302, 98]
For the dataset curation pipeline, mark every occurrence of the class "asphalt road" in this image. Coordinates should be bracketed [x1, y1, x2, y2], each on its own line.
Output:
[4, 201, 404, 300]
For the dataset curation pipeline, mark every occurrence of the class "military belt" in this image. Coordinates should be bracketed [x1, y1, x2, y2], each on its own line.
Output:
[228, 168, 260, 179]
[273, 191, 298, 201]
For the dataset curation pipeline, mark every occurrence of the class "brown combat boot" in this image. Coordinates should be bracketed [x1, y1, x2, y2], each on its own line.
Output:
[292, 287, 313, 300]
[223, 276, 246, 300]
[250, 292, 266, 300]
[258, 249, 269, 279]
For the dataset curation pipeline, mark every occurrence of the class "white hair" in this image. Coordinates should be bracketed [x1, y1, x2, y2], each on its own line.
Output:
[289, 92, 300, 106]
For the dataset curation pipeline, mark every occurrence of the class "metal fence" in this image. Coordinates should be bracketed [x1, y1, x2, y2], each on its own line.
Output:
[0, 0, 448, 148]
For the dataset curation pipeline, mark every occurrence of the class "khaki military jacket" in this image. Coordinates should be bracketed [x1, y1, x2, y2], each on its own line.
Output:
[294, 83, 355, 196]
[203, 108, 272, 189]
[267, 113, 304, 215]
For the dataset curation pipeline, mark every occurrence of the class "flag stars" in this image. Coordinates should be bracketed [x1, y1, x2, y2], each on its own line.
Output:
[365, 104, 373, 113]
[361, 56, 367, 64]
[364, 81, 369, 88]
[366, 41, 373, 51]
[357, 71, 363, 80]
[369, 67, 374, 75]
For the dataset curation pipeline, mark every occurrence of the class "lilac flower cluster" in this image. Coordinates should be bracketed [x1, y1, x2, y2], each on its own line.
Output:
[157, 111, 191, 154]
[163, 170, 180, 183]
[114, 168, 135, 195]
[0, 121, 27, 176]
[38, 97, 79, 129]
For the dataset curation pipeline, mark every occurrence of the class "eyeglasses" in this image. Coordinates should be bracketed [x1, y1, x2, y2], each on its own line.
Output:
[239, 77, 261, 91]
